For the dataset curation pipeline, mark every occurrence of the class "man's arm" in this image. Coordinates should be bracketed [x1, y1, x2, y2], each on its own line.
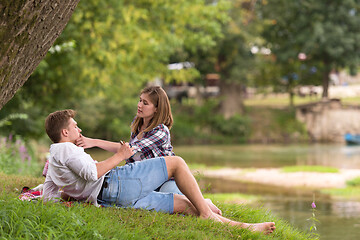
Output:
[95, 142, 134, 178]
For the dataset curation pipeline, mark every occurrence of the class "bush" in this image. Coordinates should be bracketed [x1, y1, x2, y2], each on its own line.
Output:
[171, 100, 250, 144]
[0, 135, 42, 176]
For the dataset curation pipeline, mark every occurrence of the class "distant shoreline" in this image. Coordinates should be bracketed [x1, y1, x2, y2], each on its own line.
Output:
[198, 167, 360, 189]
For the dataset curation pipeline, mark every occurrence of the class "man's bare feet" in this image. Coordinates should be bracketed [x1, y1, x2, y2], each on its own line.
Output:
[205, 199, 222, 215]
[241, 222, 276, 235]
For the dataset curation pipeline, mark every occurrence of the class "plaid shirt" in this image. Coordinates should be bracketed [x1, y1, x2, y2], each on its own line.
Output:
[127, 124, 175, 163]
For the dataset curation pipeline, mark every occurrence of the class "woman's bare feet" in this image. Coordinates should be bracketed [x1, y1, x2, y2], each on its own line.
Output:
[241, 222, 276, 235]
[205, 199, 222, 215]
[200, 211, 222, 223]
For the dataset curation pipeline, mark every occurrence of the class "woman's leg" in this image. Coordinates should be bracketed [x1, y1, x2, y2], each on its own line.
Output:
[164, 156, 219, 221]
[160, 180, 222, 215]
[173, 194, 276, 235]
[158, 180, 183, 195]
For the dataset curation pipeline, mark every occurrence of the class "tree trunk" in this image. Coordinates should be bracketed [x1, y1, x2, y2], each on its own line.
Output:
[0, 0, 80, 110]
[219, 80, 245, 119]
[322, 66, 331, 99]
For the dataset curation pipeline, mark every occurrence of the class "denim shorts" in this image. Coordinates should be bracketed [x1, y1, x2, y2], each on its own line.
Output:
[97, 157, 174, 213]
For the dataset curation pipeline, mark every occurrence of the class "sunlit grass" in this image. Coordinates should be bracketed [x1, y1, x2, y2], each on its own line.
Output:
[0, 172, 314, 240]
[346, 177, 360, 187]
[281, 165, 339, 173]
[188, 163, 223, 170]
[321, 187, 360, 200]
[341, 96, 360, 105]
[244, 95, 360, 107]
[244, 95, 321, 107]
[204, 193, 258, 204]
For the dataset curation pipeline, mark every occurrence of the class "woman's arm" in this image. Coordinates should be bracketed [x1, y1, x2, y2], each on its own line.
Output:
[76, 135, 120, 153]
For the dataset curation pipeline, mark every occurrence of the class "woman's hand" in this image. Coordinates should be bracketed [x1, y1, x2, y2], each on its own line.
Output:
[75, 135, 95, 149]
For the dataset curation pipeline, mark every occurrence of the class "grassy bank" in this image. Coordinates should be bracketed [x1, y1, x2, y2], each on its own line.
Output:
[0, 173, 315, 240]
[171, 99, 308, 145]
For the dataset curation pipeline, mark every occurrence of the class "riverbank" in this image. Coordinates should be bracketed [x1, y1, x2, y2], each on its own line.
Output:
[198, 167, 360, 189]
[0, 173, 313, 240]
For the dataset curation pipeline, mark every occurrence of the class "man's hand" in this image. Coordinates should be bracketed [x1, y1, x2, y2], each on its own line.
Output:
[116, 142, 134, 160]
[95, 142, 134, 178]
[75, 135, 94, 149]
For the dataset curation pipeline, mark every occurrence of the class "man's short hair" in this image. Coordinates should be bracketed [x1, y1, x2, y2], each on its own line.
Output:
[45, 109, 76, 143]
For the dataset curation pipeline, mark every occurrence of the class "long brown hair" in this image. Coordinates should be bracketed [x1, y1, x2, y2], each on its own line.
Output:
[131, 86, 173, 135]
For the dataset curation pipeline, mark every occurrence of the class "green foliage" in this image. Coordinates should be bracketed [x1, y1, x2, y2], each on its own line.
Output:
[258, 0, 360, 97]
[247, 106, 308, 143]
[0, 136, 42, 176]
[346, 177, 360, 187]
[282, 165, 339, 173]
[0, 113, 27, 128]
[171, 99, 250, 144]
[2, 0, 229, 141]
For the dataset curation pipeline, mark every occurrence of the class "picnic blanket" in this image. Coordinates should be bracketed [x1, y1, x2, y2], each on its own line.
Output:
[19, 184, 43, 201]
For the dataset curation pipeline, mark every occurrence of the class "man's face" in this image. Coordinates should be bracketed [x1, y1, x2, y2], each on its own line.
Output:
[66, 118, 82, 143]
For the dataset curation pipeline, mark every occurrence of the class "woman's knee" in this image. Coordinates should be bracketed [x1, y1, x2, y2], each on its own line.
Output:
[165, 156, 186, 170]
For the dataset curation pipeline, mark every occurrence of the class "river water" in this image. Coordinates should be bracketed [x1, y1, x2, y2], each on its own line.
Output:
[174, 144, 360, 240]
[88, 144, 360, 239]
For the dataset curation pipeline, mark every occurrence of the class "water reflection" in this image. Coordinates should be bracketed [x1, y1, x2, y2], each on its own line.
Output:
[175, 144, 360, 169]
[201, 176, 360, 240]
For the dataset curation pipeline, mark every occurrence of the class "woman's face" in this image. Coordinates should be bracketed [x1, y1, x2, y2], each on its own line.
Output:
[137, 93, 157, 121]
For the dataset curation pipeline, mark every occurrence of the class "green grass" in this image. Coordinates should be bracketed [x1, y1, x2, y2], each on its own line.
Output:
[244, 95, 321, 107]
[0, 173, 315, 240]
[341, 96, 360, 105]
[321, 187, 360, 200]
[281, 165, 339, 173]
[321, 177, 360, 199]
[244, 95, 360, 107]
[346, 177, 360, 187]
[188, 163, 223, 170]
[204, 193, 258, 204]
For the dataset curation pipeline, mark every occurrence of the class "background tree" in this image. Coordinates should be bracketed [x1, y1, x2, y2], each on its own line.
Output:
[172, 0, 262, 118]
[0, 0, 80, 109]
[258, 0, 360, 98]
[1, 0, 229, 140]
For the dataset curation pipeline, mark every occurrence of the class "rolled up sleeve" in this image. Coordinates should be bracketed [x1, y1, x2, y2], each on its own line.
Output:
[66, 153, 98, 181]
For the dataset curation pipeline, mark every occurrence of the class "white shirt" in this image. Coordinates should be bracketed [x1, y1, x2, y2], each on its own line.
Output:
[43, 142, 104, 205]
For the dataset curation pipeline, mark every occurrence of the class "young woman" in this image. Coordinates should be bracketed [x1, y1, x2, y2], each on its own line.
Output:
[76, 86, 181, 194]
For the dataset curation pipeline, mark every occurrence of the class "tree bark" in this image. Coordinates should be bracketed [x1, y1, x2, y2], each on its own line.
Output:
[0, 0, 80, 109]
[219, 80, 245, 119]
[321, 62, 331, 99]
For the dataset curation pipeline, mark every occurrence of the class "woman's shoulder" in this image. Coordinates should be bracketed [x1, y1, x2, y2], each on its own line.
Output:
[145, 124, 170, 138]
[152, 123, 170, 132]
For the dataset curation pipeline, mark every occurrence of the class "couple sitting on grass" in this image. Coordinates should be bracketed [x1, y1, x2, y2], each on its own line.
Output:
[43, 109, 275, 235]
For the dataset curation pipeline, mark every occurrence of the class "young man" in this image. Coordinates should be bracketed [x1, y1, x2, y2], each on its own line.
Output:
[43, 109, 275, 234]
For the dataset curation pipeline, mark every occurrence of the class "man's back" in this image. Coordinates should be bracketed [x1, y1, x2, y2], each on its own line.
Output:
[43, 142, 103, 204]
